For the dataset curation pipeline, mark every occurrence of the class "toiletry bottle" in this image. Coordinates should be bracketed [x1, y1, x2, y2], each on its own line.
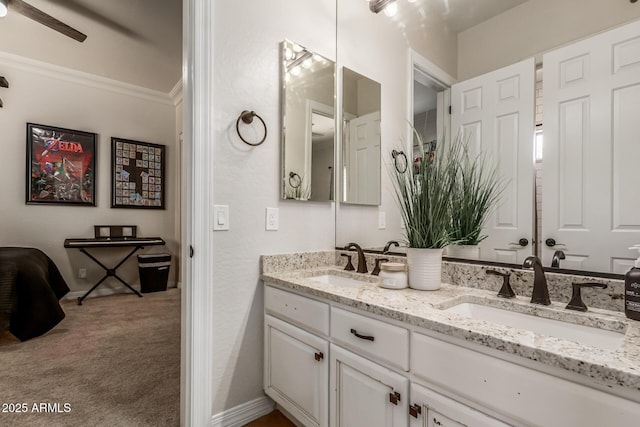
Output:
[625, 246, 640, 321]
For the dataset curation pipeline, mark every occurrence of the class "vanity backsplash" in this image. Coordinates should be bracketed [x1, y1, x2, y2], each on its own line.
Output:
[262, 250, 624, 312]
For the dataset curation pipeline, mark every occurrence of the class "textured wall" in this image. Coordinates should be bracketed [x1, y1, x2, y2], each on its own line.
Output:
[211, 0, 336, 414]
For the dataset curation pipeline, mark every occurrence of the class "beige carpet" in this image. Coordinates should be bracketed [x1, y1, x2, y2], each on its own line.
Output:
[0, 288, 181, 427]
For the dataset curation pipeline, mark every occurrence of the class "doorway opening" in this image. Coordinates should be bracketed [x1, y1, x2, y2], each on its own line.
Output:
[411, 56, 452, 173]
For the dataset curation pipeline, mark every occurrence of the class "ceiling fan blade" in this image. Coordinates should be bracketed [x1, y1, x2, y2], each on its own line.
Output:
[8, 0, 87, 42]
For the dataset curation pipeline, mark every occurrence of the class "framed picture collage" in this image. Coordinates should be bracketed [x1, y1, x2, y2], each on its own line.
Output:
[111, 137, 165, 209]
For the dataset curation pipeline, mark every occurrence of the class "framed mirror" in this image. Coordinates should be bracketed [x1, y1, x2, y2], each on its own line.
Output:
[341, 67, 381, 206]
[281, 40, 336, 201]
[334, 0, 640, 277]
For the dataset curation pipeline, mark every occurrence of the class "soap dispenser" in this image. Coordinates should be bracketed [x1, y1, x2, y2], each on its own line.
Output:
[625, 246, 640, 321]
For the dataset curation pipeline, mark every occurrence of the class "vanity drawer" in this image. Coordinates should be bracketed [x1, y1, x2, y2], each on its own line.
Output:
[330, 306, 409, 371]
[265, 285, 329, 336]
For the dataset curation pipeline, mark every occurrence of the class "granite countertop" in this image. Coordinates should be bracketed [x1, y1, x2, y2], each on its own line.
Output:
[261, 265, 640, 395]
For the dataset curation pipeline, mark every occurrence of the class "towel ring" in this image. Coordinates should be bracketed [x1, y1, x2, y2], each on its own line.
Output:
[391, 150, 408, 173]
[289, 172, 302, 189]
[236, 110, 267, 146]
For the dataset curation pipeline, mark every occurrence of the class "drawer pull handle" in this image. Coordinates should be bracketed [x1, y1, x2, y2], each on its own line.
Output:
[314, 351, 324, 361]
[433, 417, 442, 426]
[409, 404, 422, 418]
[350, 328, 374, 341]
[389, 391, 400, 405]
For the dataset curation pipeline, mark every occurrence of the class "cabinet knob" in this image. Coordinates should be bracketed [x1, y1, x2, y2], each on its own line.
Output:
[314, 351, 324, 361]
[389, 391, 401, 405]
[409, 404, 422, 418]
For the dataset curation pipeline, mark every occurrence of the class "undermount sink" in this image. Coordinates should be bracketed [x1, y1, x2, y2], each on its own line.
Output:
[310, 274, 371, 288]
[444, 302, 626, 350]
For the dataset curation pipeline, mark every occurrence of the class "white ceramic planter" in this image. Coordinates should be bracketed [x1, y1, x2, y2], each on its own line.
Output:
[446, 244, 480, 260]
[406, 247, 444, 290]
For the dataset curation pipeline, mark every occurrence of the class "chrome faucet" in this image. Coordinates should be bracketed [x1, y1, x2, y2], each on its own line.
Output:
[345, 243, 368, 274]
[522, 256, 551, 305]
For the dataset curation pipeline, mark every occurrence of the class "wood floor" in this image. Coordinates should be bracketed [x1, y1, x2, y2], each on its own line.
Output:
[244, 410, 296, 427]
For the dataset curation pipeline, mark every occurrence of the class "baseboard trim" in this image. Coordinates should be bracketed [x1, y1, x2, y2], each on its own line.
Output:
[64, 282, 179, 300]
[210, 396, 274, 427]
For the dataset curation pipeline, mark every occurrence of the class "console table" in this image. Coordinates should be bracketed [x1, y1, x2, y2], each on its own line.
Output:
[64, 237, 166, 305]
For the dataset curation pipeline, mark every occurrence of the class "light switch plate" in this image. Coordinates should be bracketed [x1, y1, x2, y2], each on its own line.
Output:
[378, 211, 386, 229]
[213, 205, 229, 231]
[266, 207, 279, 231]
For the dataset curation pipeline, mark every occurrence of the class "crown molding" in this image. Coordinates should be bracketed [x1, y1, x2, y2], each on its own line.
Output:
[170, 79, 184, 106]
[0, 51, 174, 106]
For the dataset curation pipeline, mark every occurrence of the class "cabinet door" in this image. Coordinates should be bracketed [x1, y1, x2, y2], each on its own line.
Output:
[330, 344, 408, 427]
[409, 383, 508, 427]
[265, 315, 328, 427]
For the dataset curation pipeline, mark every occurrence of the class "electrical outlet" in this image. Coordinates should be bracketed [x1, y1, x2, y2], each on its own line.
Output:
[266, 207, 279, 231]
[78, 268, 87, 279]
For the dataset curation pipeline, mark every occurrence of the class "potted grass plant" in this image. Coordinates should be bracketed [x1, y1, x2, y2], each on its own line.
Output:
[391, 128, 461, 290]
[447, 139, 505, 260]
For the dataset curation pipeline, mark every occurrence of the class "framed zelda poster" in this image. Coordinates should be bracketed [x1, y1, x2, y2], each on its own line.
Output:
[26, 123, 97, 206]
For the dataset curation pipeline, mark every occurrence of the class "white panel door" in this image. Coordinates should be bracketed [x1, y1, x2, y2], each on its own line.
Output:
[265, 315, 328, 427]
[543, 19, 640, 273]
[330, 344, 408, 427]
[347, 111, 381, 205]
[451, 58, 536, 264]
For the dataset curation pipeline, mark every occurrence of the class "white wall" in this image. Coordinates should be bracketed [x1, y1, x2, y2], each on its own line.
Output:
[211, 0, 336, 414]
[0, 52, 179, 293]
[458, 0, 640, 80]
[335, 0, 457, 249]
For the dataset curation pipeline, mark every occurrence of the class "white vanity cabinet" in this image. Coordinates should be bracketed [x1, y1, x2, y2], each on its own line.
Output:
[411, 331, 640, 427]
[330, 344, 408, 427]
[264, 282, 640, 427]
[264, 286, 331, 427]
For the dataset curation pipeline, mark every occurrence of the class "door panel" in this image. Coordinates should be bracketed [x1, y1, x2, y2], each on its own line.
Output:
[347, 111, 381, 205]
[451, 58, 535, 263]
[409, 383, 509, 427]
[542, 19, 640, 272]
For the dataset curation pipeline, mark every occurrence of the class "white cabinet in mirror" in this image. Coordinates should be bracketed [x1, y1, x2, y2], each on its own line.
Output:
[281, 39, 335, 202]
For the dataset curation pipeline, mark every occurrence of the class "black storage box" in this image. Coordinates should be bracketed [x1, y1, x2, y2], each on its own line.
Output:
[138, 253, 171, 293]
